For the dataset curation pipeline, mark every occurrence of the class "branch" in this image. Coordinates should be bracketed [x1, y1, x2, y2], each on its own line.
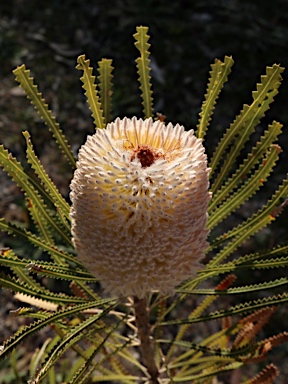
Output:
[133, 296, 159, 384]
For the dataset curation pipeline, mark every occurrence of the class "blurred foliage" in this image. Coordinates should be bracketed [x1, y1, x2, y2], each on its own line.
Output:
[2, 0, 288, 125]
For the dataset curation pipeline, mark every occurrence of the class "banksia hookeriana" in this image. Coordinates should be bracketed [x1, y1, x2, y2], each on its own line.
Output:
[70, 117, 211, 297]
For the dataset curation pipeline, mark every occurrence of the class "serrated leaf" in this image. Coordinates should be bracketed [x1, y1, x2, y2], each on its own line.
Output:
[98, 58, 114, 124]
[0, 299, 115, 361]
[29, 337, 52, 380]
[171, 361, 243, 382]
[0, 145, 72, 249]
[170, 327, 232, 368]
[0, 218, 79, 266]
[160, 293, 288, 326]
[28, 196, 55, 244]
[14, 293, 58, 311]
[210, 64, 284, 187]
[134, 26, 153, 118]
[0, 250, 96, 282]
[208, 144, 282, 229]
[0, 274, 89, 305]
[69, 346, 104, 384]
[158, 339, 254, 359]
[35, 307, 117, 382]
[166, 293, 219, 362]
[83, 374, 139, 382]
[23, 131, 71, 226]
[64, 321, 126, 384]
[196, 56, 234, 139]
[170, 355, 235, 372]
[178, 277, 288, 295]
[208, 177, 288, 266]
[209, 121, 283, 212]
[12, 264, 55, 300]
[203, 243, 288, 274]
[76, 55, 105, 129]
[12, 65, 75, 166]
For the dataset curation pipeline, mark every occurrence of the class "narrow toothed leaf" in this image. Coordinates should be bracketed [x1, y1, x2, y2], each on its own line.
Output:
[160, 293, 288, 325]
[197, 56, 234, 139]
[178, 277, 288, 295]
[35, 307, 117, 382]
[23, 131, 71, 225]
[208, 144, 282, 229]
[0, 249, 95, 282]
[242, 364, 279, 384]
[76, 55, 105, 129]
[0, 218, 79, 266]
[0, 274, 89, 305]
[13, 294, 58, 311]
[208, 176, 288, 266]
[210, 64, 284, 186]
[201, 255, 288, 276]
[158, 339, 254, 359]
[134, 26, 153, 118]
[0, 145, 72, 248]
[98, 58, 114, 124]
[13, 65, 75, 166]
[209, 120, 283, 212]
[0, 299, 115, 361]
[170, 362, 243, 382]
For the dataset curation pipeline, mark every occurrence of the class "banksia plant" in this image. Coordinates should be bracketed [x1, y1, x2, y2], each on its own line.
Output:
[0, 26, 288, 383]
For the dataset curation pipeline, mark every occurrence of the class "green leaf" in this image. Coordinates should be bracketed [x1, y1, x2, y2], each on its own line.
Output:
[0, 218, 79, 266]
[208, 177, 288, 266]
[0, 299, 115, 361]
[29, 337, 52, 380]
[76, 55, 105, 129]
[196, 56, 234, 139]
[23, 131, 71, 224]
[28, 195, 55, 245]
[188, 247, 288, 286]
[13, 65, 75, 167]
[0, 273, 90, 305]
[209, 120, 283, 212]
[83, 374, 139, 382]
[210, 64, 284, 186]
[171, 362, 243, 382]
[98, 58, 114, 124]
[178, 277, 288, 295]
[158, 339, 254, 359]
[160, 293, 288, 325]
[208, 143, 282, 229]
[66, 322, 128, 384]
[35, 309, 117, 382]
[0, 145, 72, 248]
[134, 26, 153, 118]
[0, 249, 95, 282]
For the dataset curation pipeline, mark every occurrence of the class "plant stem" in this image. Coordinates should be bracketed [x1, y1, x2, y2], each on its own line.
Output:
[133, 296, 160, 384]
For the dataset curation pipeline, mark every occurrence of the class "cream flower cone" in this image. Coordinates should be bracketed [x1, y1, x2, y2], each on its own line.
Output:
[70, 117, 211, 297]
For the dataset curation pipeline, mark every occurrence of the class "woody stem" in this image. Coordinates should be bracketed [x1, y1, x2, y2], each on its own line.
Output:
[133, 296, 159, 384]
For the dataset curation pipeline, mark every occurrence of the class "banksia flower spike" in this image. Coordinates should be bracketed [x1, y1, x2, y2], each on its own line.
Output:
[70, 117, 211, 297]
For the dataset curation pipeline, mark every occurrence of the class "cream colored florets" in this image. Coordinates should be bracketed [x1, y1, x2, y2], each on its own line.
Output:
[70, 117, 211, 298]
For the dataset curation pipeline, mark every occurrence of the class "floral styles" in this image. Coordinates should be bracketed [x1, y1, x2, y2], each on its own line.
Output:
[70, 117, 211, 297]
